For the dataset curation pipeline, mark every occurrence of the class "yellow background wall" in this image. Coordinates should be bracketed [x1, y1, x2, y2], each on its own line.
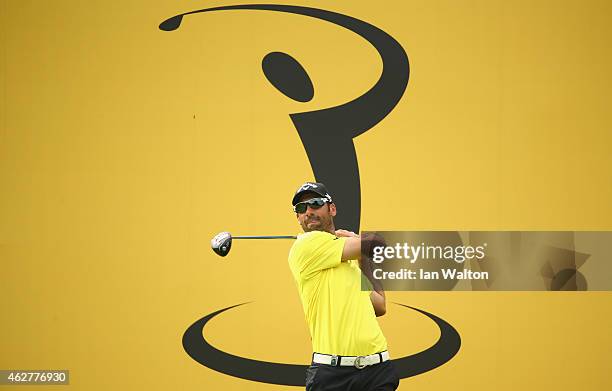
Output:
[2, 1, 611, 389]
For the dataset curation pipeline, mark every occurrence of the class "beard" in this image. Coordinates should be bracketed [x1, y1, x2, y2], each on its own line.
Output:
[301, 215, 330, 232]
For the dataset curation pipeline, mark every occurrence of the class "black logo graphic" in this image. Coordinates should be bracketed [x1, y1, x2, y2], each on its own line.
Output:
[160, 4, 460, 385]
[160, 3, 409, 233]
[182, 303, 461, 386]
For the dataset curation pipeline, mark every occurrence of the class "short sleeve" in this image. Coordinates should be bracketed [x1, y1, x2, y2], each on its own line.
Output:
[289, 231, 346, 280]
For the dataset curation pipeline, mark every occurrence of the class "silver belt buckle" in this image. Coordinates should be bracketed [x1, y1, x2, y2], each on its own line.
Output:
[354, 356, 367, 369]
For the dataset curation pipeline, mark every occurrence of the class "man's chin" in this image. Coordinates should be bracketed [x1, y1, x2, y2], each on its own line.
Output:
[304, 222, 323, 232]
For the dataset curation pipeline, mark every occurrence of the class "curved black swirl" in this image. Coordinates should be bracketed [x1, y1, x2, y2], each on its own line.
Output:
[391, 303, 462, 377]
[159, 4, 410, 233]
[182, 302, 461, 386]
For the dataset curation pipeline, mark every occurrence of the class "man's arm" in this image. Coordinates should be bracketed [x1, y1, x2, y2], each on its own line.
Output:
[338, 232, 360, 261]
[370, 290, 386, 317]
[336, 230, 387, 317]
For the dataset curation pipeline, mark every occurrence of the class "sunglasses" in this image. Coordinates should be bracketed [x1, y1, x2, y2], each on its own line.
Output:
[293, 197, 328, 214]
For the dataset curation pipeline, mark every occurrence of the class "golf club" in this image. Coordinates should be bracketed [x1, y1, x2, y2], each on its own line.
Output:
[211, 231, 297, 257]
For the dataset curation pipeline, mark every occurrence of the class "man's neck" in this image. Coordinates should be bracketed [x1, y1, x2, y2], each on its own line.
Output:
[306, 225, 335, 235]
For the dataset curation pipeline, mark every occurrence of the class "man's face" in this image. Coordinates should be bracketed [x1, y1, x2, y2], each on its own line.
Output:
[296, 192, 336, 233]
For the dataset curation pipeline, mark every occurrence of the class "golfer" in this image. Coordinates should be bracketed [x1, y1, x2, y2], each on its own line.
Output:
[288, 182, 400, 391]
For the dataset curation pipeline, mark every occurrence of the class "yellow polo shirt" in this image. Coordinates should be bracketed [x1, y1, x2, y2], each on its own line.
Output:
[288, 230, 388, 356]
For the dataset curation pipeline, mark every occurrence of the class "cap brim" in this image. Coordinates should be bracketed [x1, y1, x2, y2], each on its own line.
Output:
[292, 189, 327, 206]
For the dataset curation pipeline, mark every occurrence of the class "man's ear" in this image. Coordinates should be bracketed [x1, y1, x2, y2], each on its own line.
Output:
[328, 203, 337, 217]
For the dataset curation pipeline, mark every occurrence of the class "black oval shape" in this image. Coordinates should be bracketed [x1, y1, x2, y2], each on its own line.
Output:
[262, 52, 314, 102]
[182, 302, 461, 386]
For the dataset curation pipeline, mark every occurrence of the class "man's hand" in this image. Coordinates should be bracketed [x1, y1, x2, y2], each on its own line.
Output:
[335, 229, 359, 238]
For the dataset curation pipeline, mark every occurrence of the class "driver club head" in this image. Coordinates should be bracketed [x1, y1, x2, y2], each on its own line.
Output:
[211, 231, 232, 257]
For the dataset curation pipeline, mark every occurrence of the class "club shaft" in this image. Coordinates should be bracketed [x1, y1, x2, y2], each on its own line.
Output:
[232, 235, 297, 239]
